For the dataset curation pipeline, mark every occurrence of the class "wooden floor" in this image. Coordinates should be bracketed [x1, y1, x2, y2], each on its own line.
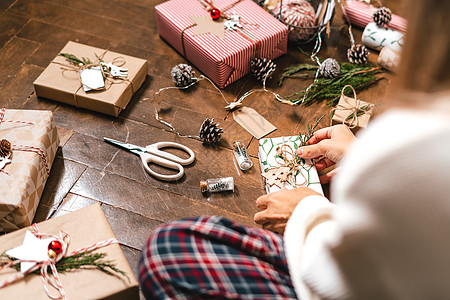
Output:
[1, 0, 402, 292]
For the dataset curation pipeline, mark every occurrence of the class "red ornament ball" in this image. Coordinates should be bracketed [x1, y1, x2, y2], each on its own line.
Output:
[210, 8, 221, 20]
[48, 240, 63, 255]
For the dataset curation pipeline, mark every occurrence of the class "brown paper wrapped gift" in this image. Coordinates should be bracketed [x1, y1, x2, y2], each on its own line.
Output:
[0, 203, 139, 299]
[0, 109, 59, 232]
[34, 41, 148, 117]
[331, 92, 374, 131]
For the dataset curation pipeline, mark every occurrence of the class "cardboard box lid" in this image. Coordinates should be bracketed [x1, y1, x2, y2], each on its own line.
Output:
[0, 203, 139, 299]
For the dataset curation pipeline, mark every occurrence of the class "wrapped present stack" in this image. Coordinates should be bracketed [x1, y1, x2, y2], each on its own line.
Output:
[258, 135, 323, 195]
[34, 41, 148, 117]
[155, 0, 288, 88]
[0, 109, 59, 232]
[0, 203, 139, 299]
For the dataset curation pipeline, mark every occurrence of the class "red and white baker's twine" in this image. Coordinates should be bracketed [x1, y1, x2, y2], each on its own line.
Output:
[0, 108, 50, 176]
[0, 224, 119, 300]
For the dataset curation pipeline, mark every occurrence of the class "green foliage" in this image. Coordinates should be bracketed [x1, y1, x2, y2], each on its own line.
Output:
[279, 62, 383, 107]
[298, 114, 325, 148]
[2, 251, 126, 279]
[345, 104, 372, 121]
[59, 53, 93, 66]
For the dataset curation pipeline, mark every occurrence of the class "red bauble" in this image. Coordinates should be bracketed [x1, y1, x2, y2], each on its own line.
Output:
[210, 8, 221, 20]
[48, 240, 63, 255]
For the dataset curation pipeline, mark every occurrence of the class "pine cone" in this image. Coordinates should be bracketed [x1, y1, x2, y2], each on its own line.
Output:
[373, 7, 392, 26]
[318, 58, 340, 78]
[171, 64, 195, 87]
[0, 139, 12, 157]
[199, 118, 223, 144]
[250, 58, 277, 83]
[347, 44, 370, 64]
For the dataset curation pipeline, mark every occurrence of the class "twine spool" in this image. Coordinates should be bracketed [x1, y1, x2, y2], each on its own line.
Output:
[272, 0, 316, 42]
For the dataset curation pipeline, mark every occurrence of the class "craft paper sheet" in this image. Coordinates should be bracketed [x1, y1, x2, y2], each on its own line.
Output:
[155, 0, 288, 88]
[258, 136, 323, 195]
[0, 109, 59, 232]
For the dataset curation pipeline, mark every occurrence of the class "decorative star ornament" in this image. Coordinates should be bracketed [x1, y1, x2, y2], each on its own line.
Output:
[190, 15, 226, 39]
[6, 231, 56, 273]
[0, 154, 11, 171]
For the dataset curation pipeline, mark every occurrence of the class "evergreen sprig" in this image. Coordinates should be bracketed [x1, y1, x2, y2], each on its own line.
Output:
[299, 114, 325, 148]
[345, 104, 373, 121]
[59, 53, 93, 66]
[2, 251, 127, 279]
[279, 62, 383, 107]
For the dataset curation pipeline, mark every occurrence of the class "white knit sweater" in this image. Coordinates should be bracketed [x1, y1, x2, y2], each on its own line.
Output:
[284, 108, 450, 300]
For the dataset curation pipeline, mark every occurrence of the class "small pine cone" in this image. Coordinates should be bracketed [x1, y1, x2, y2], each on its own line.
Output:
[250, 58, 277, 82]
[318, 58, 340, 78]
[199, 118, 223, 145]
[347, 44, 370, 64]
[171, 64, 195, 87]
[0, 139, 12, 157]
[373, 7, 392, 26]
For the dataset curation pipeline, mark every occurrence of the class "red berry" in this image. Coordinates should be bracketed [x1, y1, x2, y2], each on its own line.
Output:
[210, 8, 221, 20]
[48, 240, 63, 255]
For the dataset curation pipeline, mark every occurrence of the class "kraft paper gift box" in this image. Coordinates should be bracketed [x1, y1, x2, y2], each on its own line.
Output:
[155, 0, 288, 88]
[0, 203, 139, 299]
[0, 109, 59, 232]
[258, 136, 323, 195]
[331, 94, 374, 131]
[34, 41, 148, 117]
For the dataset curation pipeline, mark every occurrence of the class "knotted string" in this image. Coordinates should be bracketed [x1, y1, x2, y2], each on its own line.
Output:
[262, 144, 307, 188]
[0, 108, 49, 176]
[52, 52, 134, 107]
[0, 224, 120, 300]
[330, 85, 374, 129]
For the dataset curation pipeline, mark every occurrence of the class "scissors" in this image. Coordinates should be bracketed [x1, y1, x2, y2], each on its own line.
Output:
[103, 137, 195, 181]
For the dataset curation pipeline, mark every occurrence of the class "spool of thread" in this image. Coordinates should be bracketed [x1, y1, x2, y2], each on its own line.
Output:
[342, 0, 407, 33]
[272, 0, 316, 42]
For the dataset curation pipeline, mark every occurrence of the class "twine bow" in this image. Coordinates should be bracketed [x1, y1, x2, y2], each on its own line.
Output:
[330, 85, 374, 129]
[53, 52, 134, 107]
[0, 224, 119, 300]
[262, 144, 307, 189]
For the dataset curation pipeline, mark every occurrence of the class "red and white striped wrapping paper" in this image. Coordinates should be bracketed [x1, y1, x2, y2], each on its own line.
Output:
[155, 0, 288, 88]
[342, 0, 407, 33]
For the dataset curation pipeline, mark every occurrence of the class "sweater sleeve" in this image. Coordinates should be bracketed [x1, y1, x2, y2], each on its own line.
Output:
[284, 196, 349, 300]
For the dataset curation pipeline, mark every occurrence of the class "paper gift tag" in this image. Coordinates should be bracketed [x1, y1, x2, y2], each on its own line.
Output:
[80, 66, 105, 92]
[233, 107, 277, 139]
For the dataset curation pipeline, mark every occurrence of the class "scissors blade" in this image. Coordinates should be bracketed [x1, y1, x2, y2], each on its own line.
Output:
[103, 137, 146, 154]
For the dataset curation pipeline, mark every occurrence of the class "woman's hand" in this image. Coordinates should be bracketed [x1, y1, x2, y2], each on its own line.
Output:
[297, 125, 355, 184]
[254, 187, 321, 234]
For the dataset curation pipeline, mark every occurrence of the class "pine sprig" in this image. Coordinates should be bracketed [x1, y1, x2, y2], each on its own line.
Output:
[345, 104, 372, 121]
[299, 114, 325, 148]
[2, 251, 127, 279]
[59, 53, 93, 66]
[279, 62, 383, 106]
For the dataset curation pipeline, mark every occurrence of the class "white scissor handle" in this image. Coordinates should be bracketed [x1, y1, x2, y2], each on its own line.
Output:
[146, 142, 195, 165]
[139, 152, 185, 181]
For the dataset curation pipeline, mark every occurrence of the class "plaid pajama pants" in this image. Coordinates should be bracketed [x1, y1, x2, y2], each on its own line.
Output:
[138, 216, 297, 299]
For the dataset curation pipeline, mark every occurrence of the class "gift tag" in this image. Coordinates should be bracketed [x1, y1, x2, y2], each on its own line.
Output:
[80, 66, 105, 92]
[190, 16, 225, 39]
[233, 107, 277, 139]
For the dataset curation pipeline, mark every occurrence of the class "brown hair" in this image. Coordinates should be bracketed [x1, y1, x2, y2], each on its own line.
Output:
[396, 0, 450, 93]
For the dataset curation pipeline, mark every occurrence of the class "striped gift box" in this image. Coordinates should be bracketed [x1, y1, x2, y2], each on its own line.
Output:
[343, 0, 407, 33]
[155, 0, 288, 88]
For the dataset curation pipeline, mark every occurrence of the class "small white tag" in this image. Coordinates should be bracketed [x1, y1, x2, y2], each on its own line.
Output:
[80, 66, 105, 92]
